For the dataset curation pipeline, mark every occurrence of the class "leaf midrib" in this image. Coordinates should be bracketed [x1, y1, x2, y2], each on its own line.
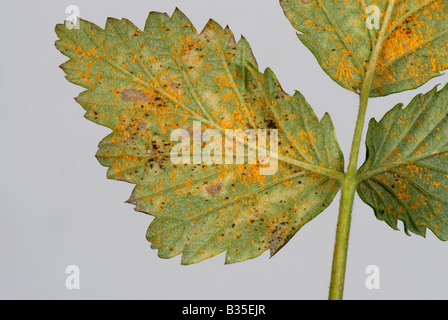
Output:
[357, 146, 448, 183]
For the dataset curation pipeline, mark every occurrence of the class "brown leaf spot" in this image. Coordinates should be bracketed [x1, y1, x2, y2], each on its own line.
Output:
[120, 88, 150, 103]
[205, 182, 223, 196]
[201, 28, 213, 43]
[268, 224, 289, 256]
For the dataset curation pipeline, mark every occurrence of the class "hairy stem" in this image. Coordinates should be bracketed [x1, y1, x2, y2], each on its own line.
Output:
[328, 88, 370, 300]
[328, 0, 396, 300]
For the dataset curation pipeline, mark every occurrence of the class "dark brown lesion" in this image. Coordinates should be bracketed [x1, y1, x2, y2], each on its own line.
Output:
[147, 139, 169, 170]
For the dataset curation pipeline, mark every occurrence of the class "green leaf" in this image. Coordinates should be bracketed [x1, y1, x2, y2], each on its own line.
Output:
[55, 9, 344, 264]
[280, 0, 448, 97]
[357, 84, 448, 239]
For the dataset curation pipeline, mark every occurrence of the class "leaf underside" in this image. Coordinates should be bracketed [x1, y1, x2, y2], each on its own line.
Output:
[280, 0, 448, 97]
[55, 9, 344, 264]
[358, 84, 448, 240]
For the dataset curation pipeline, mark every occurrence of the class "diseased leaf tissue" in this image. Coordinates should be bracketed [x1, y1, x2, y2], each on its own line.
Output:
[281, 0, 448, 96]
[55, 9, 344, 264]
[56, 0, 448, 271]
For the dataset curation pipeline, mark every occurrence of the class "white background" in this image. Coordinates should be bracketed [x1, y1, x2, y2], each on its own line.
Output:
[1, 0, 447, 299]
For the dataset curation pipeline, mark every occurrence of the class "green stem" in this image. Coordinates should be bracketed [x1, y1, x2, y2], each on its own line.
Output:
[328, 88, 370, 300]
[327, 0, 397, 300]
